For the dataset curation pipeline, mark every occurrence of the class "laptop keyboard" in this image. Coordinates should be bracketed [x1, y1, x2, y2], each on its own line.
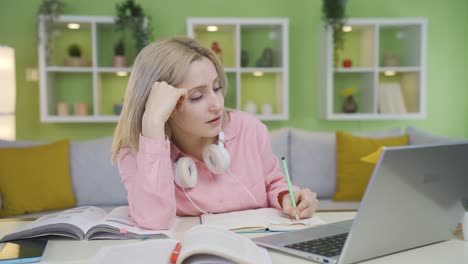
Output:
[285, 233, 348, 257]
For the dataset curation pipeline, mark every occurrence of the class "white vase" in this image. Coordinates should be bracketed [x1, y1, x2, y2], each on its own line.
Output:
[244, 101, 257, 115]
[262, 104, 273, 115]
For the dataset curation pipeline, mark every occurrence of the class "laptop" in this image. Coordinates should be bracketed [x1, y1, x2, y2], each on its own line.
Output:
[253, 142, 468, 264]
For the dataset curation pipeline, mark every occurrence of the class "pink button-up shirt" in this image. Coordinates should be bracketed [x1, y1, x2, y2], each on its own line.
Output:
[117, 111, 295, 230]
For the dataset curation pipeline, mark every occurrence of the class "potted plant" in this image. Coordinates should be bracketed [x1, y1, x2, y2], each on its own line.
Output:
[37, 0, 65, 65]
[321, 0, 347, 66]
[64, 43, 85, 67]
[113, 39, 127, 67]
[341, 86, 358, 113]
[115, 0, 152, 52]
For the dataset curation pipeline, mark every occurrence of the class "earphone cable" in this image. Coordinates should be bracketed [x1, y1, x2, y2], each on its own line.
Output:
[227, 168, 259, 205]
[183, 187, 212, 215]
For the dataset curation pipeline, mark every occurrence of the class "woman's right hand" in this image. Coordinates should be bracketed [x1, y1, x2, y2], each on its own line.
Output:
[142, 81, 188, 139]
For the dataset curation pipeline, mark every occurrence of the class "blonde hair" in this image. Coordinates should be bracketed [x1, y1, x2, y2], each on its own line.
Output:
[111, 36, 227, 163]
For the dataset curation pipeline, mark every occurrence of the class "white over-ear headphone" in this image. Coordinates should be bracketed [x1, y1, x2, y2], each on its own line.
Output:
[173, 132, 231, 188]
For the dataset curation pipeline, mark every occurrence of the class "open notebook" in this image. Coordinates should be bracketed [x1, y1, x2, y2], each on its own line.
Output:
[201, 208, 326, 233]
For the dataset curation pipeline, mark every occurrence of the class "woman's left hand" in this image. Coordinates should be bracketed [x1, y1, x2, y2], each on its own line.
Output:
[281, 188, 318, 219]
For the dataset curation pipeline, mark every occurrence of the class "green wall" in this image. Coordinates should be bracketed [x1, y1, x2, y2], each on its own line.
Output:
[1, 0, 467, 140]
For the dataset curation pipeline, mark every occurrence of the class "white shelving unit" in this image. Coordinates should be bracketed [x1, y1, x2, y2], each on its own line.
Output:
[187, 18, 289, 121]
[38, 15, 135, 123]
[317, 18, 427, 120]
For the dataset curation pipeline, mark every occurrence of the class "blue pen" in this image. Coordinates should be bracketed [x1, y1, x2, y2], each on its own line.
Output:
[281, 157, 300, 221]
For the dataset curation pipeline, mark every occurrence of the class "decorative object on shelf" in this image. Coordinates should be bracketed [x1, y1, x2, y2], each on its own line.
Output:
[341, 87, 358, 113]
[115, 0, 152, 53]
[210, 41, 223, 62]
[255, 47, 274, 67]
[241, 50, 249, 67]
[321, 0, 347, 66]
[73, 103, 89, 116]
[113, 103, 123, 115]
[56, 102, 69, 116]
[378, 83, 407, 114]
[244, 101, 257, 115]
[342, 58, 352, 68]
[37, 0, 65, 65]
[261, 104, 273, 115]
[383, 52, 400, 67]
[113, 38, 127, 67]
[64, 43, 88, 67]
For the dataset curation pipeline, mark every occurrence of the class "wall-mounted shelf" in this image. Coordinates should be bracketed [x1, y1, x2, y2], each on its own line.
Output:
[317, 18, 427, 120]
[38, 15, 138, 123]
[187, 18, 289, 120]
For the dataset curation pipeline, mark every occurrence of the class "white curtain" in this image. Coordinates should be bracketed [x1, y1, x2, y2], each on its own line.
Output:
[0, 45, 16, 140]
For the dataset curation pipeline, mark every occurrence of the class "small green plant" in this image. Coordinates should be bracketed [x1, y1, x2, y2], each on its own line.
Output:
[114, 39, 125, 56]
[37, 0, 65, 64]
[321, 0, 347, 66]
[115, 0, 152, 52]
[68, 44, 81, 58]
[38, 0, 64, 17]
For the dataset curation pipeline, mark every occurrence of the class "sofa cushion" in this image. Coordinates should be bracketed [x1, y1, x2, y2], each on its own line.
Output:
[0, 140, 45, 213]
[289, 129, 336, 198]
[406, 126, 459, 145]
[269, 127, 290, 168]
[317, 199, 360, 211]
[0, 138, 128, 208]
[0, 140, 43, 148]
[70, 137, 128, 206]
[333, 131, 409, 201]
[353, 127, 403, 138]
[288, 128, 403, 199]
[0, 139, 76, 217]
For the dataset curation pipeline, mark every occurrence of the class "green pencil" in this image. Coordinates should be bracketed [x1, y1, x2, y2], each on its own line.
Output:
[281, 157, 299, 221]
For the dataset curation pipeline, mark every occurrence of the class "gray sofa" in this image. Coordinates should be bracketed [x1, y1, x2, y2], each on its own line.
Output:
[0, 126, 458, 218]
[270, 126, 459, 211]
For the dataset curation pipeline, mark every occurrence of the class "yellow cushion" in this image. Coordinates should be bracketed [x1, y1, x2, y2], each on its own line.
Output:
[0, 139, 76, 217]
[333, 131, 409, 201]
[360, 146, 384, 164]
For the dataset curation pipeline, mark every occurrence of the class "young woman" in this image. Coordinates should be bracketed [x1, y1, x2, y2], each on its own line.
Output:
[112, 37, 318, 230]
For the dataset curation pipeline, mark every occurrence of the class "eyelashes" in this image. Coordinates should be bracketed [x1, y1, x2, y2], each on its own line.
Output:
[189, 87, 223, 102]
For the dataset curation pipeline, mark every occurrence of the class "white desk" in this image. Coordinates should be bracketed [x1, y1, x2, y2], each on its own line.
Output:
[1, 212, 466, 264]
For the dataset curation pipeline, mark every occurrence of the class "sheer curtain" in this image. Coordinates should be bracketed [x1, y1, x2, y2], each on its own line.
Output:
[0, 45, 16, 140]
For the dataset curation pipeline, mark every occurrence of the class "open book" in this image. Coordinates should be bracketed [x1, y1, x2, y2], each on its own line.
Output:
[0, 206, 180, 242]
[201, 208, 326, 232]
[91, 225, 271, 264]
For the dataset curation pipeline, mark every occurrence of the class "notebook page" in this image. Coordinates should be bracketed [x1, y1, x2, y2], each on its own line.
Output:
[96, 206, 181, 237]
[201, 208, 325, 231]
[91, 239, 177, 264]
